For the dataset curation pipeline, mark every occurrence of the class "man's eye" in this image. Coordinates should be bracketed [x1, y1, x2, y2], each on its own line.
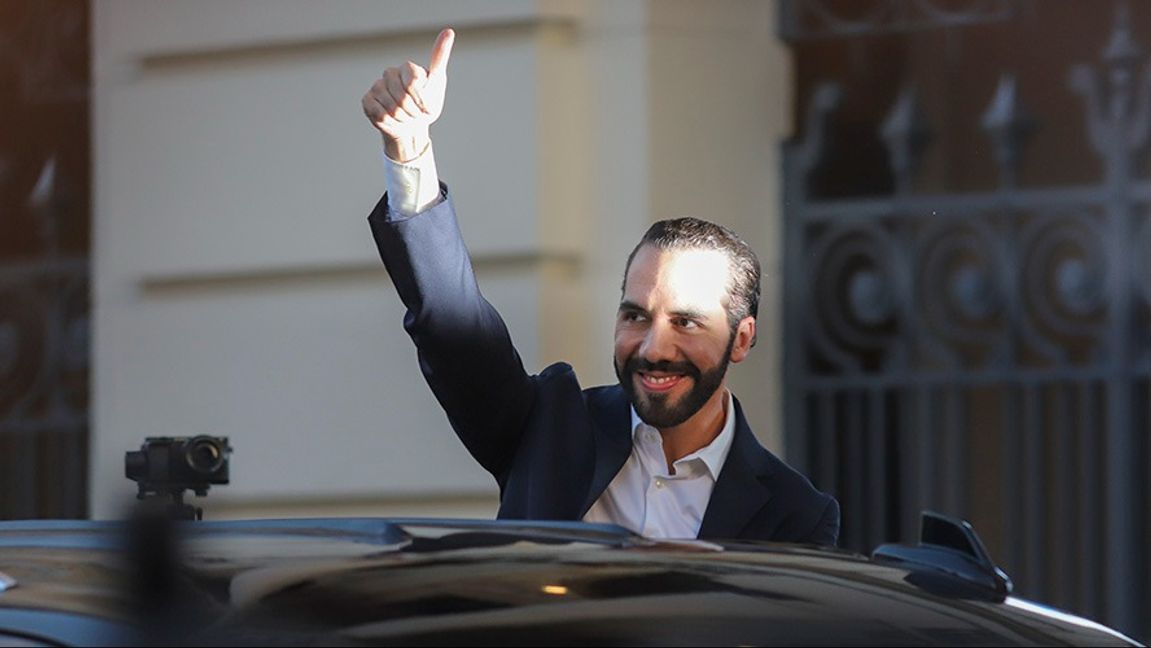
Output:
[620, 311, 646, 322]
[674, 317, 698, 329]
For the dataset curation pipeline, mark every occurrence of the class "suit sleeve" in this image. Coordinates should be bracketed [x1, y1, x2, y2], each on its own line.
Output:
[807, 496, 841, 547]
[368, 187, 535, 482]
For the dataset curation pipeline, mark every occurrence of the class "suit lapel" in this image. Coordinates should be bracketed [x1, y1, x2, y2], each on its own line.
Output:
[698, 398, 774, 539]
[580, 386, 634, 516]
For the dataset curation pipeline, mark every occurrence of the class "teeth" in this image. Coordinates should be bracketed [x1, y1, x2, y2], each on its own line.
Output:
[645, 375, 679, 384]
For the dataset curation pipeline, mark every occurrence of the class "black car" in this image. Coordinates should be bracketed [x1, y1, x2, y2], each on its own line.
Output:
[0, 512, 1140, 646]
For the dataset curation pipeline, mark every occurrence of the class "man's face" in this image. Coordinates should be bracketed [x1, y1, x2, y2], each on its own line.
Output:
[614, 245, 755, 429]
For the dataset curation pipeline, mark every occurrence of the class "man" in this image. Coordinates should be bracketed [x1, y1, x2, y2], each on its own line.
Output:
[362, 29, 839, 544]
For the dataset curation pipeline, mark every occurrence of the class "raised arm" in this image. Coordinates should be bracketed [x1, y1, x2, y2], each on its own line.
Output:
[362, 30, 536, 483]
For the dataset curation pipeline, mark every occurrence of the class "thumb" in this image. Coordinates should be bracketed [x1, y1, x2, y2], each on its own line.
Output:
[428, 28, 455, 78]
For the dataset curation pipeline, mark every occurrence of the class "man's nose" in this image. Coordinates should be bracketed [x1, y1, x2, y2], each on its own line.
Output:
[638, 320, 676, 362]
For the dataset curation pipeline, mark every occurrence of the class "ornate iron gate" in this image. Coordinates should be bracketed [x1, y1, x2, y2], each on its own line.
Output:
[782, 1, 1148, 638]
[0, 0, 90, 519]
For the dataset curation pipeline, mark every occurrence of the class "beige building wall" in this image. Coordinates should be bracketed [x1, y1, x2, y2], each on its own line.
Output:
[90, 0, 791, 520]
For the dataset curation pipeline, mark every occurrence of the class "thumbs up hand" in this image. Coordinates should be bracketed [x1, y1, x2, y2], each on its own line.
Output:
[363, 28, 455, 162]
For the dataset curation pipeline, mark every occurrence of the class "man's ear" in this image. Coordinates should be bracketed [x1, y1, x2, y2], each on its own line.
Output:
[730, 317, 756, 364]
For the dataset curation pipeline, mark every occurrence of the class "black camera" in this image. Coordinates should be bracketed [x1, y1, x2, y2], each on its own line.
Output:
[125, 436, 231, 499]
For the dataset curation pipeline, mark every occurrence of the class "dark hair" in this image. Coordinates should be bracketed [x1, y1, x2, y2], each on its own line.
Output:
[622, 217, 761, 334]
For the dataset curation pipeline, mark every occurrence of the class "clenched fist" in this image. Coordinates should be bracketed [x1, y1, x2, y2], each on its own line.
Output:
[362, 28, 454, 162]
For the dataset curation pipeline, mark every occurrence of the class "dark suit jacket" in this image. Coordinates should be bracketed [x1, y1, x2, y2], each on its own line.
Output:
[369, 187, 840, 545]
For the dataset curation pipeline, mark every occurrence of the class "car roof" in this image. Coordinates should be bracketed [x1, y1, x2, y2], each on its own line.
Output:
[0, 518, 1138, 646]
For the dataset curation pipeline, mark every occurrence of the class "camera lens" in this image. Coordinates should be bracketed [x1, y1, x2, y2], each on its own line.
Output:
[185, 436, 226, 475]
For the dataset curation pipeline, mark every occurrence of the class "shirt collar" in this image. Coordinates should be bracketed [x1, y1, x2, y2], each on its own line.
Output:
[628, 390, 737, 480]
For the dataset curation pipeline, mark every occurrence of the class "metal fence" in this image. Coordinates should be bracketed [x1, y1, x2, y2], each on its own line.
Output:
[782, 1, 1149, 638]
[0, 256, 89, 518]
[0, 0, 90, 520]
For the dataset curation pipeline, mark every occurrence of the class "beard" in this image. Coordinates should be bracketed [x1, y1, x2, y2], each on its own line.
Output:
[614, 332, 735, 429]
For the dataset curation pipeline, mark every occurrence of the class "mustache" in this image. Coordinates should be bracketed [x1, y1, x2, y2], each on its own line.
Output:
[622, 356, 701, 378]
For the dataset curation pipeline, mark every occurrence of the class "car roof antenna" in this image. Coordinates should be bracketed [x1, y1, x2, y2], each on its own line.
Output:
[872, 510, 1014, 600]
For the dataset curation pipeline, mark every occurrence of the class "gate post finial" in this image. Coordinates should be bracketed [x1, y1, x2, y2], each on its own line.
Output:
[981, 75, 1034, 189]
[881, 86, 931, 195]
[1069, 0, 1151, 162]
[793, 82, 843, 187]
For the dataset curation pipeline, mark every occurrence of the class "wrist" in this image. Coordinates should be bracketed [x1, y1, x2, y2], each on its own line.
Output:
[383, 131, 431, 163]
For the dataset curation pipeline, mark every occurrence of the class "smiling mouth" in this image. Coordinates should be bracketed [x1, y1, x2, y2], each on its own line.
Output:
[637, 372, 687, 392]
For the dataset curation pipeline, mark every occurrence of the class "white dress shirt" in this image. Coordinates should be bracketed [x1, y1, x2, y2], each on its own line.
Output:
[383, 143, 441, 215]
[382, 145, 736, 538]
[581, 391, 736, 538]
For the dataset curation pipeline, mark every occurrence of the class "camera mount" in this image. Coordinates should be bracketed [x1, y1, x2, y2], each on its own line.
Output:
[125, 436, 232, 520]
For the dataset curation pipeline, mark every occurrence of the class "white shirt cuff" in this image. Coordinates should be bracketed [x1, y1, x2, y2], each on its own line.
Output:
[383, 142, 441, 216]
